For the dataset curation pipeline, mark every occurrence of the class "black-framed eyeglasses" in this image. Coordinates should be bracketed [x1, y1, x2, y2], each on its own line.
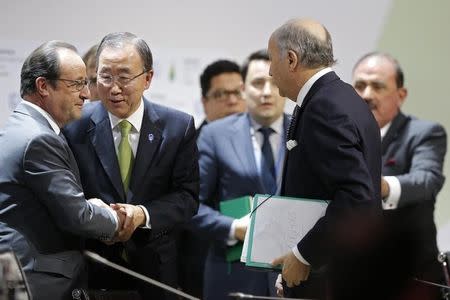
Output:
[53, 78, 89, 92]
[207, 88, 244, 102]
[97, 70, 148, 87]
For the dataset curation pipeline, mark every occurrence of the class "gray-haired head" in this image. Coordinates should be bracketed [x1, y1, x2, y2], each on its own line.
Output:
[353, 51, 404, 88]
[96, 32, 153, 72]
[20, 40, 77, 97]
[271, 18, 336, 69]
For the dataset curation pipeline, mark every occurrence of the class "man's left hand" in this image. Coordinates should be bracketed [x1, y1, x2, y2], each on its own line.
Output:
[271, 251, 310, 288]
[110, 203, 146, 242]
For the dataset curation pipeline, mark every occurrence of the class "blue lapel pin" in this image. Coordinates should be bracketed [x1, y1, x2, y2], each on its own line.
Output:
[148, 133, 154, 142]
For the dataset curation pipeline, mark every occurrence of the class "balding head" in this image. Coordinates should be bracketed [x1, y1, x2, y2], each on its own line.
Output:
[294, 18, 327, 42]
[270, 18, 335, 69]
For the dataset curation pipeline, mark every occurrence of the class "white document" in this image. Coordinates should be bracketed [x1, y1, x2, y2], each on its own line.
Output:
[244, 194, 328, 269]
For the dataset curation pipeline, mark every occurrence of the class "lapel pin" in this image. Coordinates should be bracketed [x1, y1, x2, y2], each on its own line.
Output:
[286, 140, 298, 151]
[148, 133, 154, 142]
[385, 158, 396, 166]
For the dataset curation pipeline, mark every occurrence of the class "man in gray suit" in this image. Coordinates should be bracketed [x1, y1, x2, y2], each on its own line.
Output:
[353, 52, 447, 299]
[192, 50, 288, 300]
[0, 41, 123, 300]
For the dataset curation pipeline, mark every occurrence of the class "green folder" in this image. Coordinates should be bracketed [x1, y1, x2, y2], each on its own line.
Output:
[219, 195, 252, 262]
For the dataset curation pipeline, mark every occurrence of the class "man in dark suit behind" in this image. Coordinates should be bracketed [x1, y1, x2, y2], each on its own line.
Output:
[353, 52, 447, 299]
[63, 32, 199, 300]
[268, 19, 382, 300]
[0, 41, 121, 299]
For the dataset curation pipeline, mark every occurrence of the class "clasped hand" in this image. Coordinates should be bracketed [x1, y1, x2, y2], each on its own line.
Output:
[87, 199, 145, 243]
[110, 203, 146, 242]
[271, 251, 310, 289]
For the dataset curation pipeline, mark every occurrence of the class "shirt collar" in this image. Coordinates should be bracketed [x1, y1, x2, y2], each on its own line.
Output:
[249, 114, 284, 135]
[296, 67, 333, 107]
[108, 98, 144, 132]
[22, 100, 60, 134]
[380, 122, 391, 140]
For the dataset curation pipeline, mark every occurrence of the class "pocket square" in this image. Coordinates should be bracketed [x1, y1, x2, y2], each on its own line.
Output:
[286, 140, 298, 151]
[385, 158, 396, 166]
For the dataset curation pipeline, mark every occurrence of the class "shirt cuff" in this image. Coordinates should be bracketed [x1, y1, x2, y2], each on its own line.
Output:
[382, 176, 401, 210]
[104, 207, 119, 233]
[227, 219, 239, 246]
[137, 205, 151, 229]
[292, 246, 310, 266]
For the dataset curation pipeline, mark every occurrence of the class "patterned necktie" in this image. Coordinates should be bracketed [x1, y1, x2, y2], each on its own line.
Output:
[118, 120, 134, 191]
[259, 127, 277, 194]
[286, 105, 300, 140]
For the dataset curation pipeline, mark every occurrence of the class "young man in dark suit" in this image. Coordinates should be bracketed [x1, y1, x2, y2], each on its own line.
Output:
[191, 50, 288, 300]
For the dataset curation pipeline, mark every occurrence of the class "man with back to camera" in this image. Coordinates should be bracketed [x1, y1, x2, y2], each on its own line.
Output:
[177, 59, 247, 297]
[0, 40, 124, 300]
[353, 52, 447, 299]
[190, 49, 289, 300]
[268, 19, 382, 300]
[63, 32, 199, 300]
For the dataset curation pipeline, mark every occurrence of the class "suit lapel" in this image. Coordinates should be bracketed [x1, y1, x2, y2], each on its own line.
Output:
[381, 112, 409, 154]
[281, 71, 339, 194]
[129, 100, 163, 200]
[89, 105, 125, 200]
[229, 114, 262, 189]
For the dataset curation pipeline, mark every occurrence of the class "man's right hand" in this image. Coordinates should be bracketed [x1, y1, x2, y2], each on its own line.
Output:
[234, 214, 250, 241]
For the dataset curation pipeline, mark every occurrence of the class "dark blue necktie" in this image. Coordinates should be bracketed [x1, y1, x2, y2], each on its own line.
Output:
[259, 127, 277, 194]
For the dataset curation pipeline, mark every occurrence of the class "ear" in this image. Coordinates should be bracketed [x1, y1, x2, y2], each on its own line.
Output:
[143, 69, 154, 89]
[35, 77, 50, 97]
[397, 87, 407, 106]
[287, 50, 298, 71]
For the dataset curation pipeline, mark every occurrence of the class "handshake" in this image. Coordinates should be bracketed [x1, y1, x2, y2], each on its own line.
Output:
[88, 198, 146, 243]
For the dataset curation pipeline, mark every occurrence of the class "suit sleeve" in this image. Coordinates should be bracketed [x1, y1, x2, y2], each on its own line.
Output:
[140, 116, 199, 235]
[297, 98, 378, 267]
[188, 125, 235, 244]
[396, 123, 446, 207]
[22, 133, 117, 240]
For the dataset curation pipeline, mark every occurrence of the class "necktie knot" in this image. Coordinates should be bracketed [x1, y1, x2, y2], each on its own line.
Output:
[119, 120, 132, 137]
[259, 127, 274, 139]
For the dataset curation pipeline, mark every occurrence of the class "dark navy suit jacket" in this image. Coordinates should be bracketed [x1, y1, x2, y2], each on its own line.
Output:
[63, 99, 199, 298]
[281, 71, 382, 299]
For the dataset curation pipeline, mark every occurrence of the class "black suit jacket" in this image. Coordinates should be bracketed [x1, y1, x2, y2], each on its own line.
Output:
[281, 71, 382, 299]
[63, 99, 199, 297]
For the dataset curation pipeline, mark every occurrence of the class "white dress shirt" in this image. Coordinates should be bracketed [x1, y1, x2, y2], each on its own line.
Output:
[380, 122, 401, 210]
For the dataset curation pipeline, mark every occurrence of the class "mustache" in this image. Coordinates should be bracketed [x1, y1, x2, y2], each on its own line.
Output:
[364, 99, 376, 110]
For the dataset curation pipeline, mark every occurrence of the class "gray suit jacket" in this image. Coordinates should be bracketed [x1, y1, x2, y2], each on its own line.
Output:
[0, 102, 117, 299]
[382, 112, 446, 280]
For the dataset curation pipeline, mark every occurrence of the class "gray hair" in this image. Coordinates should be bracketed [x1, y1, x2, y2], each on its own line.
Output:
[272, 19, 336, 68]
[96, 32, 153, 72]
[20, 40, 77, 97]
